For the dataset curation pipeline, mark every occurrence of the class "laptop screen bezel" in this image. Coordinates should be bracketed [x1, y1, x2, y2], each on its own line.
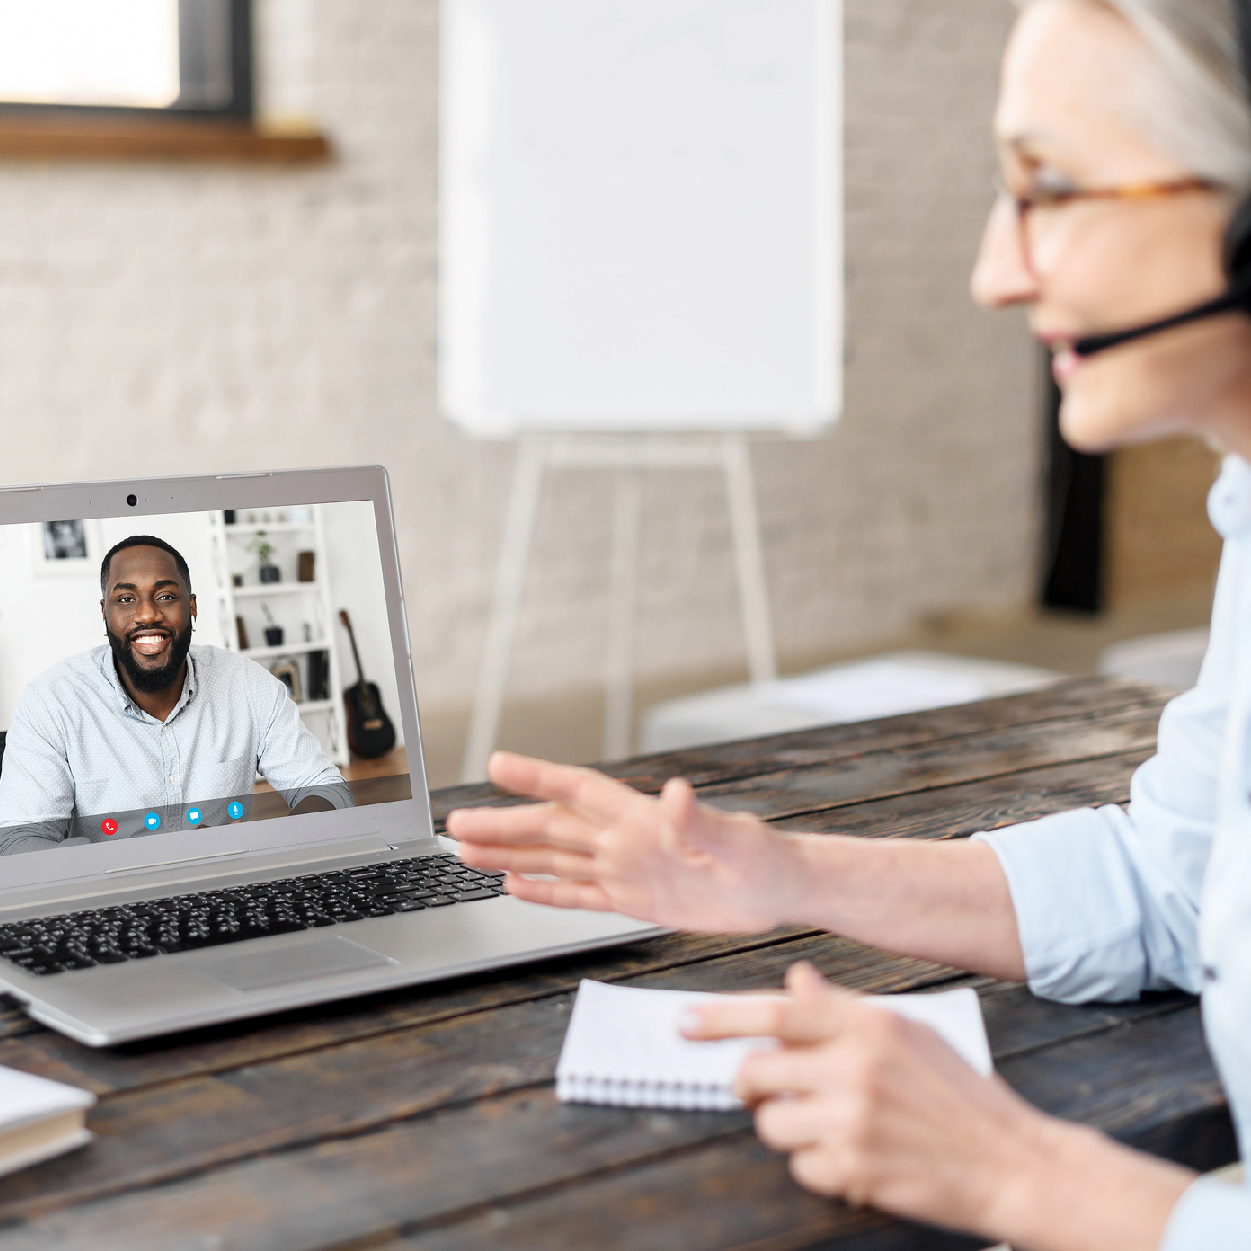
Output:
[0, 465, 435, 894]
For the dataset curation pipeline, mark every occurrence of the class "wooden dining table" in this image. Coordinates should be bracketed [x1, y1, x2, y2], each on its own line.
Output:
[0, 676, 1236, 1250]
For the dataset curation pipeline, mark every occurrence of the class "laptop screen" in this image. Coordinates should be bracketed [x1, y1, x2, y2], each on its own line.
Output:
[0, 497, 415, 866]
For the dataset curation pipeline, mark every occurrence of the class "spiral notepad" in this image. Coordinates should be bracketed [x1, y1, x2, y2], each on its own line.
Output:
[555, 980, 992, 1112]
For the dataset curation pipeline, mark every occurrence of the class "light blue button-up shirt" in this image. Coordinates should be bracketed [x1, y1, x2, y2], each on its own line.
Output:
[978, 455, 1251, 1247]
[0, 644, 352, 855]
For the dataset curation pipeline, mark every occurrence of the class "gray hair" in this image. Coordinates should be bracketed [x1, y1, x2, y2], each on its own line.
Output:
[1028, 0, 1251, 190]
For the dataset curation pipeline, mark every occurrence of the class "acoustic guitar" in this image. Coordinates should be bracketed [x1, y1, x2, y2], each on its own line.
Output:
[339, 609, 397, 759]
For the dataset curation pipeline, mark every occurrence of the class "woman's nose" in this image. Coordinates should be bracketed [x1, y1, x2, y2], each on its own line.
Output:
[970, 198, 1038, 309]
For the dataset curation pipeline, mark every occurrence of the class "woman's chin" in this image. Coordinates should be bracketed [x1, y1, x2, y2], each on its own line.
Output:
[1056, 398, 1125, 454]
[1057, 379, 1189, 454]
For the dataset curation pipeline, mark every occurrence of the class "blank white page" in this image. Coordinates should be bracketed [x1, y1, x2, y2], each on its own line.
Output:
[555, 981, 992, 1112]
[440, 0, 842, 435]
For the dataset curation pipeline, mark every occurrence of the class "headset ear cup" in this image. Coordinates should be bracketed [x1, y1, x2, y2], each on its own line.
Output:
[1223, 195, 1251, 287]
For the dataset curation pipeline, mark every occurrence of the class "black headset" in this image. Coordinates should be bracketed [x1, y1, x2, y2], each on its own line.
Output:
[1073, 0, 1251, 357]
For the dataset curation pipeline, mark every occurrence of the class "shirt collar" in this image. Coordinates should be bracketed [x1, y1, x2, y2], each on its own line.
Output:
[1207, 455, 1251, 539]
[97, 643, 197, 722]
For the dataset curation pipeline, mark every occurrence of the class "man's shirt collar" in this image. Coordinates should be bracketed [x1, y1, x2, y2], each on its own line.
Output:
[96, 644, 196, 723]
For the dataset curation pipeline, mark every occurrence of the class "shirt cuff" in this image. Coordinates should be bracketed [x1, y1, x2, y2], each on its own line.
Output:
[1161, 1175, 1251, 1250]
[973, 806, 1161, 1003]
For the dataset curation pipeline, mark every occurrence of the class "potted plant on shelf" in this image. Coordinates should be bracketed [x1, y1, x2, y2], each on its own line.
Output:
[247, 532, 281, 583]
[260, 603, 283, 647]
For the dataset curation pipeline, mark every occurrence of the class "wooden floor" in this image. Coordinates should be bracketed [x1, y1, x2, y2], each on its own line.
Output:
[0, 678, 1233, 1250]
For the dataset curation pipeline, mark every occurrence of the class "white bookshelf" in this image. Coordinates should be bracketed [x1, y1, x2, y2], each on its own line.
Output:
[207, 507, 349, 767]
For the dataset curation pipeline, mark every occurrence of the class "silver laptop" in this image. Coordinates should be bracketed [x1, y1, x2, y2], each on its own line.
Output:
[0, 466, 658, 1046]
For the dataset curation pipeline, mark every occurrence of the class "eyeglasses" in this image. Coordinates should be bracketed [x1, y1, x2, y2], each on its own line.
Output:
[992, 176, 1225, 277]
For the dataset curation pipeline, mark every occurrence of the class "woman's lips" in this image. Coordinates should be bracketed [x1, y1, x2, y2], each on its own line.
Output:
[130, 632, 171, 657]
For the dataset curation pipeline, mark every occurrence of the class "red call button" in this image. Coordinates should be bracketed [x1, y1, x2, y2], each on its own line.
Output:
[101, 819, 118, 836]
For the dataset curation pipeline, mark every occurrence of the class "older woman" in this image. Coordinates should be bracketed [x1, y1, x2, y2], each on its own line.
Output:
[450, 1, 1251, 1246]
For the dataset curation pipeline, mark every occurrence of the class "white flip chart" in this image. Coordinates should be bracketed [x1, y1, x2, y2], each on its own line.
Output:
[439, 0, 843, 435]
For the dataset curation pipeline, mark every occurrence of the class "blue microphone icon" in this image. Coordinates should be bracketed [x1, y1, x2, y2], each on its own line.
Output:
[227, 801, 244, 821]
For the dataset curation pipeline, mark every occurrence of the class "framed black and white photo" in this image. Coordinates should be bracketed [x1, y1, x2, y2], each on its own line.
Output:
[31, 519, 100, 577]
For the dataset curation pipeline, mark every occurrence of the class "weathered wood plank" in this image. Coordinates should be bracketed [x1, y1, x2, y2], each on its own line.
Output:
[0, 934, 961, 1223]
[57, 1000, 1213, 1251]
[999, 1003, 1236, 1167]
[0, 929, 820, 1096]
[785, 750, 1148, 838]
[429, 679, 1167, 825]
[0, 979, 1206, 1251]
[0, 946, 1206, 1240]
[391, 1132, 992, 1251]
[693, 704, 1160, 822]
[606, 679, 1166, 793]
[373, 1005, 1231, 1251]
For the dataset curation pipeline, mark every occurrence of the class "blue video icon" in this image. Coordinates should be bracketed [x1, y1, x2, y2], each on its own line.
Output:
[144, 812, 161, 831]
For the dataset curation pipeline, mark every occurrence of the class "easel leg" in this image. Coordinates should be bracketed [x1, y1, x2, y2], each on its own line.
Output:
[604, 469, 643, 759]
[461, 440, 548, 783]
[722, 435, 777, 683]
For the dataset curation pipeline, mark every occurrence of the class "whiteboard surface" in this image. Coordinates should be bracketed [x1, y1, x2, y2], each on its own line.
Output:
[439, 0, 842, 436]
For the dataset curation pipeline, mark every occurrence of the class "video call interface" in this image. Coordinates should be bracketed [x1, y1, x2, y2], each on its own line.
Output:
[0, 501, 411, 860]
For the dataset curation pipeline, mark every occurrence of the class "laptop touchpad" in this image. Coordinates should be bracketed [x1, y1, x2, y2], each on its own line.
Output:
[200, 937, 397, 993]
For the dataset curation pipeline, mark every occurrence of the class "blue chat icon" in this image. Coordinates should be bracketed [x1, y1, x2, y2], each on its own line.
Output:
[186, 808, 202, 826]
[227, 801, 244, 821]
[144, 811, 161, 831]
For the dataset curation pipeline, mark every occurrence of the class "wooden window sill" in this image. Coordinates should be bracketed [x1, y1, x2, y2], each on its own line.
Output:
[0, 114, 331, 164]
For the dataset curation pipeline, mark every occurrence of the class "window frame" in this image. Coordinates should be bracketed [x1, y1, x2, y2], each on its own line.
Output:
[0, 0, 253, 123]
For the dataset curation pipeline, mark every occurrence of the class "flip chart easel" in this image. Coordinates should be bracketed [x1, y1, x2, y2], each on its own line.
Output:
[461, 434, 776, 783]
[442, 0, 843, 781]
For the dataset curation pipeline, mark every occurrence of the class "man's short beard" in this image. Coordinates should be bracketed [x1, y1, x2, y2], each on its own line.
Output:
[107, 622, 194, 696]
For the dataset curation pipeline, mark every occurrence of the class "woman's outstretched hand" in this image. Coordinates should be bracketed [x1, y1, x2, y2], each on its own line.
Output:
[447, 750, 806, 933]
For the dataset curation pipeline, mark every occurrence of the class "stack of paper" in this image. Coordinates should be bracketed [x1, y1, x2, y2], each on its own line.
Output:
[0, 1066, 94, 1175]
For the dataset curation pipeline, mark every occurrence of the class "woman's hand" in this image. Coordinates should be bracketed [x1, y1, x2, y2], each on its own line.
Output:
[447, 750, 808, 933]
[685, 962, 1036, 1231]
[685, 964, 1194, 1251]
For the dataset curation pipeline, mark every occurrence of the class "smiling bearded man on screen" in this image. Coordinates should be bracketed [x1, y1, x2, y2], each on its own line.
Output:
[0, 536, 352, 856]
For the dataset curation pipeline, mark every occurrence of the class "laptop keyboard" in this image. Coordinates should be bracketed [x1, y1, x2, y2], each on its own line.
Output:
[0, 854, 507, 977]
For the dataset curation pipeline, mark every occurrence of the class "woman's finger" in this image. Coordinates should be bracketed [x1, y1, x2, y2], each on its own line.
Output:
[753, 1092, 831, 1152]
[459, 843, 599, 879]
[503, 873, 614, 912]
[454, 807, 604, 855]
[487, 751, 654, 826]
[684, 963, 859, 1044]
[448, 801, 605, 851]
[735, 1046, 845, 1103]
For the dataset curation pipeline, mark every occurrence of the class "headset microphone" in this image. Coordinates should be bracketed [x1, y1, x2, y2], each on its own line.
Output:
[1072, 0, 1251, 359]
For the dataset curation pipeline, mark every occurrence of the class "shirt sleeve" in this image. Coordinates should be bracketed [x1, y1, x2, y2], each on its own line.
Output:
[251, 667, 354, 811]
[1161, 1176, 1251, 1250]
[972, 546, 1238, 1005]
[0, 684, 76, 855]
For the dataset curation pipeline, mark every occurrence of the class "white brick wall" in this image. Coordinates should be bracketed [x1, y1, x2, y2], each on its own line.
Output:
[0, 0, 1037, 715]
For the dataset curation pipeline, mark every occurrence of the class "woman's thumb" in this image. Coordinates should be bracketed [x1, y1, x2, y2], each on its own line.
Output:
[659, 776, 731, 856]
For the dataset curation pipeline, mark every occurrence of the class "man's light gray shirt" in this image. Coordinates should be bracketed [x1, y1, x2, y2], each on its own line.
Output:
[0, 644, 351, 855]
[977, 455, 1251, 1247]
